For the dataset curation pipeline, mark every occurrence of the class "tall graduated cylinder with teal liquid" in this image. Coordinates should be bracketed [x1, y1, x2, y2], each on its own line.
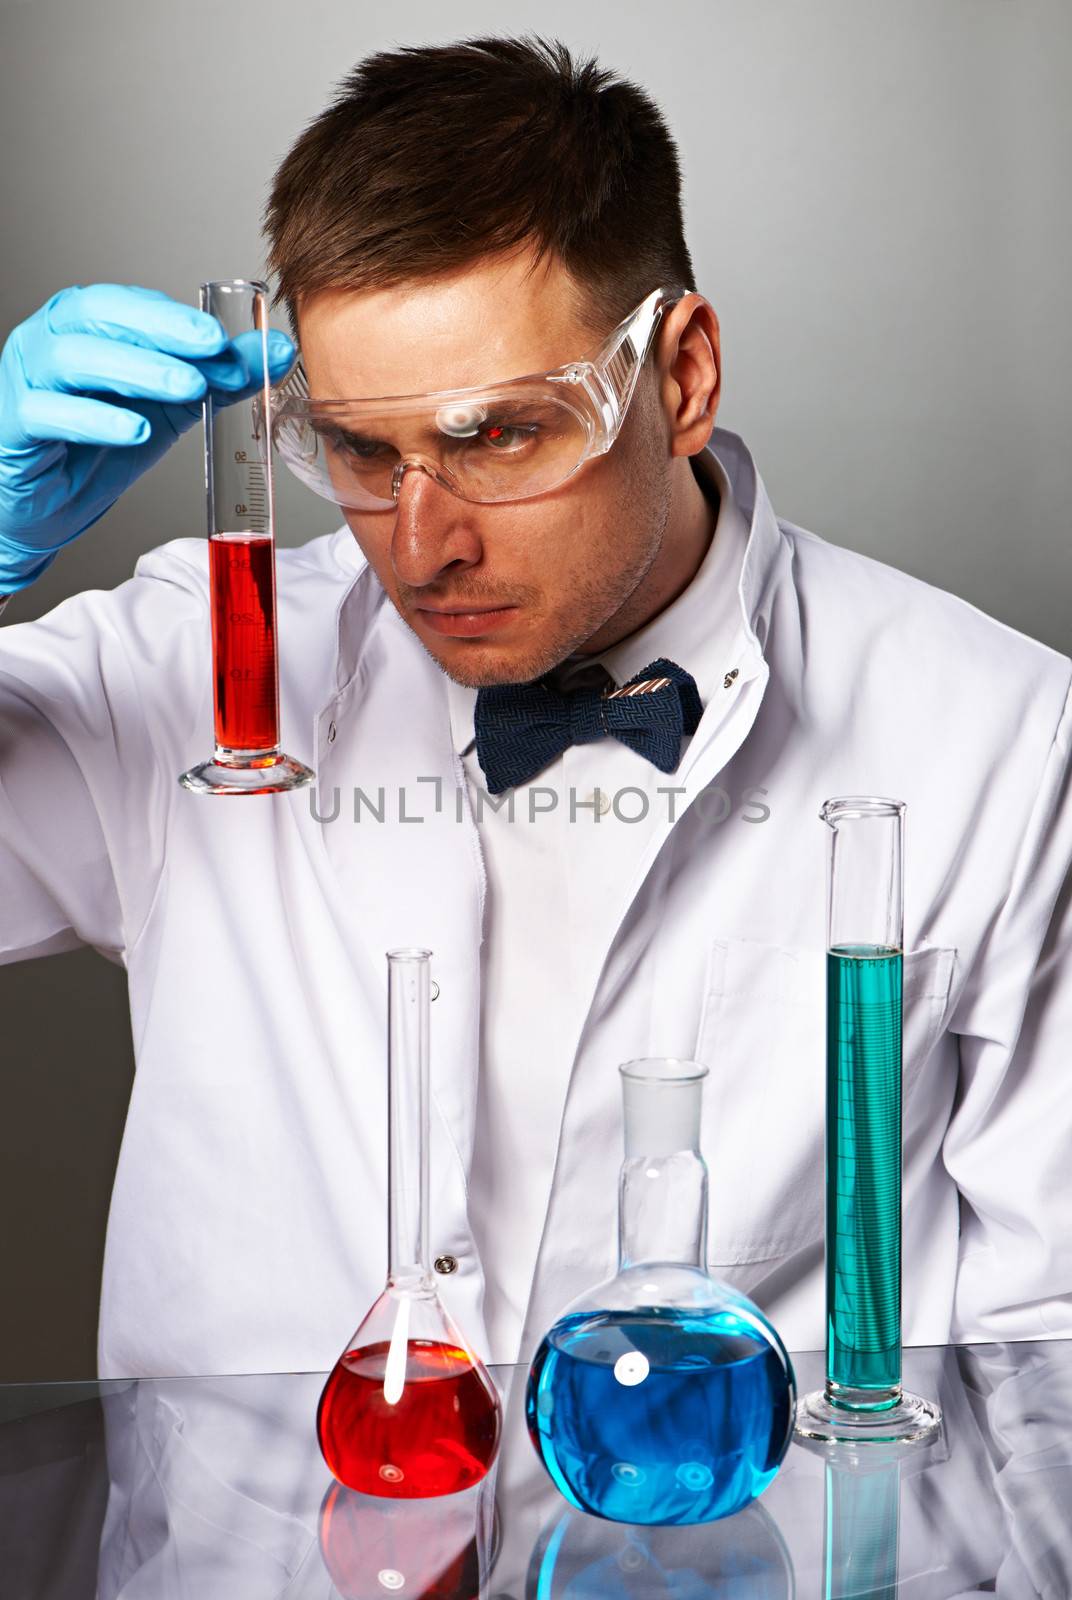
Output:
[526, 1057, 796, 1525]
[795, 797, 941, 1445]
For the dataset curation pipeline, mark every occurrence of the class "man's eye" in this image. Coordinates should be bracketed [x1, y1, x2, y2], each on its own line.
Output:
[479, 421, 538, 450]
[318, 427, 391, 461]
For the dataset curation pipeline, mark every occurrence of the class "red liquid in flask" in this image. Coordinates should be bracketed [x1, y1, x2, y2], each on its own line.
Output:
[208, 533, 279, 751]
[317, 1338, 502, 1497]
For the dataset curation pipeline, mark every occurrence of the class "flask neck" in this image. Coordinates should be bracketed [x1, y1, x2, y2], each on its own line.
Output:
[617, 1150, 709, 1271]
[386, 950, 432, 1281]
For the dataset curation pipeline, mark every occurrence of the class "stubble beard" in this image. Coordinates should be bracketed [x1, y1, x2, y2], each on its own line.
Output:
[430, 504, 671, 689]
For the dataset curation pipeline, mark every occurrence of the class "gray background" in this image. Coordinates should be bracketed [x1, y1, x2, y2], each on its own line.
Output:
[0, 0, 1069, 1378]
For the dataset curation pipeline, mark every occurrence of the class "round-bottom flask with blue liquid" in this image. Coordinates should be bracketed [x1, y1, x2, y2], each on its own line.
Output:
[525, 1058, 796, 1526]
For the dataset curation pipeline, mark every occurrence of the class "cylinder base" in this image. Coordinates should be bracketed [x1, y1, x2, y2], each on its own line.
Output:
[178, 750, 315, 795]
[794, 1385, 941, 1446]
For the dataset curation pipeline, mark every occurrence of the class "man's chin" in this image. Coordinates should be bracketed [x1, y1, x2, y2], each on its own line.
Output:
[424, 635, 568, 690]
[436, 652, 549, 690]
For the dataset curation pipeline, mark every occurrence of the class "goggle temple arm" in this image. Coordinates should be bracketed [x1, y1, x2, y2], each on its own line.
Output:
[589, 285, 686, 433]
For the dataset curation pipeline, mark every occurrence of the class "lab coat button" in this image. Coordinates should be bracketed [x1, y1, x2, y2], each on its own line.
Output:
[585, 789, 612, 815]
[724, 668, 739, 689]
[434, 1254, 458, 1274]
[327, 721, 337, 742]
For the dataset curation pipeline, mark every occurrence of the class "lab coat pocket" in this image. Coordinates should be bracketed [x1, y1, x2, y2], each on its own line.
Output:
[694, 938, 956, 1266]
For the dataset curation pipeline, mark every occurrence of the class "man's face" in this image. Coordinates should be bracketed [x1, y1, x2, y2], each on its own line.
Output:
[297, 249, 700, 687]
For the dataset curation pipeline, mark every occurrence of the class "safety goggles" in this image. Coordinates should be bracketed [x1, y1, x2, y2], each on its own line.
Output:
[265, 284, 686, 510]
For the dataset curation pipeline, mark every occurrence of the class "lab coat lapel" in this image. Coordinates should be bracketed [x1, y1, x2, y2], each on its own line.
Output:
[311, 578, 485, 1191]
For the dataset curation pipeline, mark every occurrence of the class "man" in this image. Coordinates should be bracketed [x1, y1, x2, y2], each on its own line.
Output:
[0, 35, 1069, 1379]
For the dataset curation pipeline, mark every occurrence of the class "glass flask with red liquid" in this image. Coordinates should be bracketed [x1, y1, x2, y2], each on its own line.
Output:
[178, 279, 314, 796]
[317, 948, 503, 1497]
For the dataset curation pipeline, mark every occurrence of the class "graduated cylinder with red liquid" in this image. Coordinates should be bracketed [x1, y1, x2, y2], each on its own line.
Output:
[317, 949, 502, 1497]
[179, 279, 313, 796]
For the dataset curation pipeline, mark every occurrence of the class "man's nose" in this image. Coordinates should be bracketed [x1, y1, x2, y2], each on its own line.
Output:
[389, 462, 483, 586]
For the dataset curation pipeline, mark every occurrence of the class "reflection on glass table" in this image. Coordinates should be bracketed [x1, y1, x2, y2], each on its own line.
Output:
[1, 1339, 1070, 1598]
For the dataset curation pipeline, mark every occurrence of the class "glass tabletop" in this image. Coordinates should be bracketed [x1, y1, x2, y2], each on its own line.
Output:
[1, 1339, 1070, 1597]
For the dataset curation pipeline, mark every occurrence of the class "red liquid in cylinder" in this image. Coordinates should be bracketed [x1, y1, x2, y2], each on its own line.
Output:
[208, 533, 279, 751]
[317, 1339, 501, 1497]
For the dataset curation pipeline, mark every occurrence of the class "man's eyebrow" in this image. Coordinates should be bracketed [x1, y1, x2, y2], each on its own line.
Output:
[310, 419, 390, 441]
[315, 418, 466, 451]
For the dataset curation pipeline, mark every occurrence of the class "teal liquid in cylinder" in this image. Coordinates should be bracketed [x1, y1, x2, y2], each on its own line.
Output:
[826, 945, 902, 1399]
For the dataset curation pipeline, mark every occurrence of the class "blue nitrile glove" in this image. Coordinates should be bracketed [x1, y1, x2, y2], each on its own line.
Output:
[0, 283, 296, 592]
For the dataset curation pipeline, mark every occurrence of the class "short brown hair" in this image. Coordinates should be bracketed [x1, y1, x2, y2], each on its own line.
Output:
[264, 33, 696, 341]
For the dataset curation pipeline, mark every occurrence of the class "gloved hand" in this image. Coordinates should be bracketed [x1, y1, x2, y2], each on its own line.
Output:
[0, 283, 296, 592]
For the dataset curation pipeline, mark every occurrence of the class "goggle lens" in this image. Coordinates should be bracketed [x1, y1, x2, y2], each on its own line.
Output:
[273, 395, 592, 509]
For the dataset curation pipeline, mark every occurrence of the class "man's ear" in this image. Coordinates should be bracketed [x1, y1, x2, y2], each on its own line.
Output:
[658, 294, 721, 457]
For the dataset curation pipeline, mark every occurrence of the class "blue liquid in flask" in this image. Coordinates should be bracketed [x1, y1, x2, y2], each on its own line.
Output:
[527, 1302, 794, 1526]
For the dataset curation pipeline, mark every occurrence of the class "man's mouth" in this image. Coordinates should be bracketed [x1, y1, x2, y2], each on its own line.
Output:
[415, 603, 520, 637]
[418, 603, 512, 613]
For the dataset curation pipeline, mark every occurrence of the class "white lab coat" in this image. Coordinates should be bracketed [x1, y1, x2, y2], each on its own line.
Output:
[0, 426, 1068, 1378]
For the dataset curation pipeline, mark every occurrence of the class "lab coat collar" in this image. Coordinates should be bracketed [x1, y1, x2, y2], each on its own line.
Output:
[707, 423, 785, 664]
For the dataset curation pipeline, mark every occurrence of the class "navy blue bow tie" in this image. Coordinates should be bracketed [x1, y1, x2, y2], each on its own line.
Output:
[473, 656, 703, 795]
